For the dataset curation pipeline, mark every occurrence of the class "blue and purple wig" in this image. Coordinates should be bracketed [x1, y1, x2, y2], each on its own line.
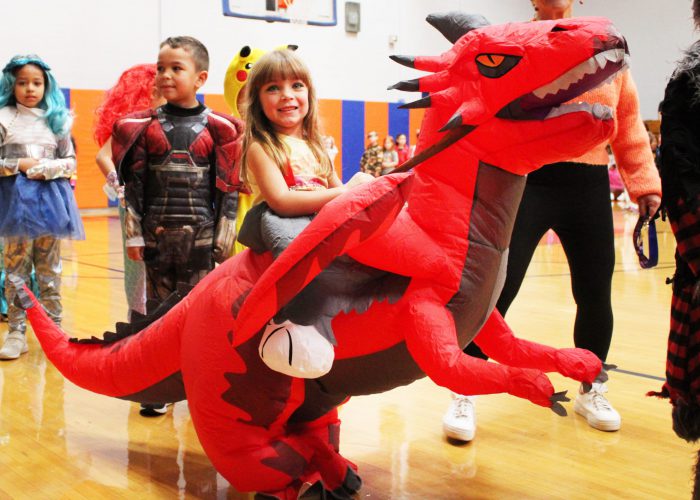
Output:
[0, 54, 71, 136]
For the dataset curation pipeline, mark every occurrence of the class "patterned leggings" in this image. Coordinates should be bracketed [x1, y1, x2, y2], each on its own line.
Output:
[4, 235, 62, 334]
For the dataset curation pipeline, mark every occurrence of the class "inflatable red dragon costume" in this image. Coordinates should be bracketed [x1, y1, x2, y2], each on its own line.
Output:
[17, 12, 628, 499]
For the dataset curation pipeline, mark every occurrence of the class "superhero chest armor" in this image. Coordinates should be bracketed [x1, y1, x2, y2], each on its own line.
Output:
[144, 109, 214, 224]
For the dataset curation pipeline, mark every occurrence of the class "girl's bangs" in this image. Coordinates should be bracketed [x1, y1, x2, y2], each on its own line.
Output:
[259, 52, 310, 86]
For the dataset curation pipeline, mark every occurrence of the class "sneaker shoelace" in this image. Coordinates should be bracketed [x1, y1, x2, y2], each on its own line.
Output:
[589, 390, 613, 412]
[453, 398, 474, 419]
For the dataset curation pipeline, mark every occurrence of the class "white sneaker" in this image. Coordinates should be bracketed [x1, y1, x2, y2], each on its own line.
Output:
[259, 320, 334, 379]
[574, 382, 621, 431]
[0, 332, 28, 360]
[442, 394, 476, 442]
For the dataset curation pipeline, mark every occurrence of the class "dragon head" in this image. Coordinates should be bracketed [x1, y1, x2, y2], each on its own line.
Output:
[392, 13, 628, 174]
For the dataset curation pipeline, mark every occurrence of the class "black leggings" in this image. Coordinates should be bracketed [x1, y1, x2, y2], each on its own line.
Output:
[465, 163, 614, 362]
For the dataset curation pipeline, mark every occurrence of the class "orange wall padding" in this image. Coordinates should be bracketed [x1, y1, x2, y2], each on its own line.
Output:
[365, 102, 388, 144]
[318, 99, 342, 177]
[72, 89, 108, 209]
[68, 91, 405, 209]
[204, 94, 231, 115]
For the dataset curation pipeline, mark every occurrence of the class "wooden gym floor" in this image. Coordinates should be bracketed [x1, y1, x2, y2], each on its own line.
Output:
[0, 204, 695, 499]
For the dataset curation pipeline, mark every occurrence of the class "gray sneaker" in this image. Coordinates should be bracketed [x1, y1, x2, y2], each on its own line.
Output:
[0, 332, 28, 360]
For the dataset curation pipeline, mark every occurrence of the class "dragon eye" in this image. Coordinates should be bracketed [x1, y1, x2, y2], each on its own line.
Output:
[475, 54, 521, 78]
[476, 54, 505, 67]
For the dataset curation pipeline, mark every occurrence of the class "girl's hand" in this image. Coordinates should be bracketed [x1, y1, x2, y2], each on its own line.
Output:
[345, 172, 374, 189]
[126, 246, 145, 261]
[17, 158, 40, 174]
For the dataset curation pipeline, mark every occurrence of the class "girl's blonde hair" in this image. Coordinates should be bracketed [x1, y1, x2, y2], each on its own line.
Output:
[241, 49, 332, 186]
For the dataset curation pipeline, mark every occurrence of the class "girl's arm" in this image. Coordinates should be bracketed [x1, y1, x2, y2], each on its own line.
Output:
[96, 137, 120, 199]
[96, 137, 116, 177]
[25, 135, 76, 180]
[248, 141, 350, 217]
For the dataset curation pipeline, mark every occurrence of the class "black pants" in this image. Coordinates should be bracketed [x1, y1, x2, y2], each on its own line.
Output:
[465, 163, 614, 362]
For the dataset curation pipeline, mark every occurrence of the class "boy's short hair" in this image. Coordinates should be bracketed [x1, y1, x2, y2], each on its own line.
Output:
[160, 36, 209, 72]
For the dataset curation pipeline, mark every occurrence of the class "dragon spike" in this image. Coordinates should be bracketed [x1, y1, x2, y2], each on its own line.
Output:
[390, 54, 416, 69]
[388, 71, 451, 93]
[399, 95, 431, 109]
[416, 71, 451, 93]
[439, 112, 463, 132]
[426, 12, 491, 44]
[387, 78, 420, 92]
[390, 54, 448, 74]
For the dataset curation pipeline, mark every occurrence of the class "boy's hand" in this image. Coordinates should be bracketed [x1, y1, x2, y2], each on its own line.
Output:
[126, 246, 145, 261]
[345, 172, 375, 189]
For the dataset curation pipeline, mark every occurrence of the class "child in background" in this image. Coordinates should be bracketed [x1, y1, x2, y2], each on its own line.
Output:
[112, 37, 243, 415]
[323, 134, 338, 166]
[359, 130, 382, 177]
[240, 48, 372, 378]
[380, 135, 398, 175]
[396, 132, 410, 165]
[0, 54, 84, 359]
[94, 64, 164, 318]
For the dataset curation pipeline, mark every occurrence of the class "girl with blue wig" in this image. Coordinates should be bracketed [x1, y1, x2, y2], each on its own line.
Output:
[0, 54, 84, 360]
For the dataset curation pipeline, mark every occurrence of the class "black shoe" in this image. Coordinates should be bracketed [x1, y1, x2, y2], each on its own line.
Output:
[139, 403, 169, 417]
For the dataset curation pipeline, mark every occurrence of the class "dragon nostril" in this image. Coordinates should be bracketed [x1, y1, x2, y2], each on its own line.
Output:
[551, 26, 568, 32]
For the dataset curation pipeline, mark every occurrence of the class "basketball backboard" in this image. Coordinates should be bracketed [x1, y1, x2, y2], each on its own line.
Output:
[222, 0, 337, 26]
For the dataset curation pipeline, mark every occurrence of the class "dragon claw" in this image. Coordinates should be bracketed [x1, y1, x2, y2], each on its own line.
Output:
[549, 390, 570, 417]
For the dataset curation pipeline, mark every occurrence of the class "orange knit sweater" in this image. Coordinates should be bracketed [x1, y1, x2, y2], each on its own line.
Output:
[564, 69, 661, 202]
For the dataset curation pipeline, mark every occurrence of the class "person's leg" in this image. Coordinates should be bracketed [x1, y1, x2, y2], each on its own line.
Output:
[33, 235, 62, 326]
[1, 236, 32, 359]
[119, 206, 146, 318]
[445, 181, 555, 441]
[553, 166, 619, 431]
[0, 239, 6, 320]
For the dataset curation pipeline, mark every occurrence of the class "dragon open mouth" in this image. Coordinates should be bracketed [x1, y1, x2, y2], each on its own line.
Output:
[497, 47, 628, 121]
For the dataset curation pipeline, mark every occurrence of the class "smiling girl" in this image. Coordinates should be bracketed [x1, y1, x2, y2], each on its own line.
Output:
[240, 49, 373, 378]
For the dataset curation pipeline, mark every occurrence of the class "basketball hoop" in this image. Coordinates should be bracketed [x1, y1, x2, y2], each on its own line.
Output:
[222, 0, 337, 27]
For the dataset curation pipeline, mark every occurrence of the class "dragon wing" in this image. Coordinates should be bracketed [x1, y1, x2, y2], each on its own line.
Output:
[233, 172, 414, 346]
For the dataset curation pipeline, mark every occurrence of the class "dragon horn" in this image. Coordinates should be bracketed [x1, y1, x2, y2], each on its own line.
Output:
[389, 54, 416, 68]
[399, 87, 457, 110]
[388, 71, 451, 93]
[426, 12, 491, 44]
[388, 78, 419, 91]
[398, 95, 431, 109]
[390, 54, 448, 73]
[389, 71, 451, 93]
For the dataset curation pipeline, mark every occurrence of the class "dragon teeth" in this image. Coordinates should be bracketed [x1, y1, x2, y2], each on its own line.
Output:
[545, 101, 613, 120]
[532, 48, 625, 99]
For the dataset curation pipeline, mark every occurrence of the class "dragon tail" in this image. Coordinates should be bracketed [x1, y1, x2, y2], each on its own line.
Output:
[15, 277, 190, 403]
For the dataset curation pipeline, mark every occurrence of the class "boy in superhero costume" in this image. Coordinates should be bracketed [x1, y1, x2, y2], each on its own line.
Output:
[112, 36, 243, 307]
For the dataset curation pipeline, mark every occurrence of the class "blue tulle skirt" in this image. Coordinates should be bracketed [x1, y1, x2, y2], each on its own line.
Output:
[0, 175, 85, 240]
